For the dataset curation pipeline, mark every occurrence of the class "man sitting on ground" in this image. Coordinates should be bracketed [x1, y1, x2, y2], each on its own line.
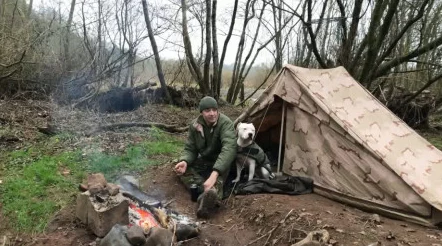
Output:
[174, 96, 236, 219]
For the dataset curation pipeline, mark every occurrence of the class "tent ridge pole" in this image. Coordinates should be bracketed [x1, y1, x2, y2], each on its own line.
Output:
[277, 100, 286, 175]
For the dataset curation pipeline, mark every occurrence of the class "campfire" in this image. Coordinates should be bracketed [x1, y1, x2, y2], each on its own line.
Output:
[76, 173, 199, 245]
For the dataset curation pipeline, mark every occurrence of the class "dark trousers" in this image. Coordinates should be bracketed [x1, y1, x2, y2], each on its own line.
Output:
[179, 158, 230, 199]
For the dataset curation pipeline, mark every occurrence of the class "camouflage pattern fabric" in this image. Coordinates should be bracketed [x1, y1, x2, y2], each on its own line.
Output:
[235, 65, 442, 219]
[179, 158, 228, 199]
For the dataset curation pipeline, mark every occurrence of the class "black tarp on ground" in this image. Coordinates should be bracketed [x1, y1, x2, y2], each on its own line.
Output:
[234, 176, 313, 195]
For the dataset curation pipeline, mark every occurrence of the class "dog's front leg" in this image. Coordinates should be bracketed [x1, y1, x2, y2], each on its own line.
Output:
[232, 159, 243, 183]
[248, 159, 256, 181]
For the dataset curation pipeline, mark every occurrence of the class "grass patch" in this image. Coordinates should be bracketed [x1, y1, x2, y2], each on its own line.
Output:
[0, 150, 85, 232]
[420, 131, 442, 150]
[87, 128, 184, 181]
[0, 128, 184, 233]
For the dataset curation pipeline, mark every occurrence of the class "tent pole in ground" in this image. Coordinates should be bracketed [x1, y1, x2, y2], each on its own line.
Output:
[277, 100, 286, 176]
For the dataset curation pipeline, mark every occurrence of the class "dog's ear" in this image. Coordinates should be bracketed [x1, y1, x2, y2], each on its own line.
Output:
[236, 122, 242, 136]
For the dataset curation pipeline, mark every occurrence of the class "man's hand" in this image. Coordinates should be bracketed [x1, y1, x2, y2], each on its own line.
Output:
[203, 171, 219, 191]
[174, 161, 187, 175]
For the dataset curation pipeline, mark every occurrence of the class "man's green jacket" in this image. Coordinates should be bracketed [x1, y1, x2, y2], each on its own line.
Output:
[179, 113, 236, 176]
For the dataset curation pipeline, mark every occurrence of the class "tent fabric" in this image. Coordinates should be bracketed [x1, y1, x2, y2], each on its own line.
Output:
[236, 65, 442, 222]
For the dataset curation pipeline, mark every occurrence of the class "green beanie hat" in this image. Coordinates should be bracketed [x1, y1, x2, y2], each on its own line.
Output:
[199, 96, 218, 112]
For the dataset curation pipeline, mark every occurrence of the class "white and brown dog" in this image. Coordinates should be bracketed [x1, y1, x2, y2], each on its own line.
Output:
[233, 122, 274, 183]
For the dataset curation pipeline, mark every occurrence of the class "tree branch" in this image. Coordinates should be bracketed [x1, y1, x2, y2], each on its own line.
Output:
[336, 0, 347, 39]
[339, 0, 363, 68]
[211, 0, 220, 97]
[375, 0, 431, 68]
[366, 0, 400, 88]
[237, 62, 276, 106]
[403, 72, 442, 104]
[181, 0, 205, 92]
[203, 0, 212, 94]
[217, 0, 238, 98]
[303, 0, 327, 68]
[87, 122, 189, 135]
[358, 0, 389, 84]
[375, 35, 442, 78]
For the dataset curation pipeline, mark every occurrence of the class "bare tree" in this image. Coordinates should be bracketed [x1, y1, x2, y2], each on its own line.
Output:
[203, 0, 212, 94]
[270, 0, 283, 71]
[211, 0, 220, 97]
[226, 0, 296, 104]
[142, 0, 172, 103]
[181, 0, 209, 94]
[216, 0, 239, 98]
[63, 0, 76, 73]
[273, 0, 442, 127]
[26, 0, 33, 19]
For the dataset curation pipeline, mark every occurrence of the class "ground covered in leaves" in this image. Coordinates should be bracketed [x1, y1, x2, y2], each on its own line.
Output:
[1, 99, 442, 246]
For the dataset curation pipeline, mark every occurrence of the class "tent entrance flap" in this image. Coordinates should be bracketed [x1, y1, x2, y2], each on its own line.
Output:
[251, 97, 285, 162]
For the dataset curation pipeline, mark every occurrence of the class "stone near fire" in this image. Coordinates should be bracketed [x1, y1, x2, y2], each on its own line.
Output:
[145, 227, 175, 246]
[107, 183, 120, 196]
[87, 173, 108, 196]
[125, 225, 146, 245]
[76, 191, 129, 237]
[99, 224, 132, 246]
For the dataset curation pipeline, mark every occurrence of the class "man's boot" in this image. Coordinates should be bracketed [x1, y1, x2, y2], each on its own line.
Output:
[196, 188, 219, 219]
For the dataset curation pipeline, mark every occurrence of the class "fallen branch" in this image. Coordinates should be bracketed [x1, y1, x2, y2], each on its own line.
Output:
[246, 209, 293, 245]
[2, 235, 6, 246]
[170, 220, 177, 246]
[0, 117, 9, 124]
[0, 135, 21, 143]
[37, 125, 58, 136]
[163, 199, 175, 208]
[87, 122, 189, 135]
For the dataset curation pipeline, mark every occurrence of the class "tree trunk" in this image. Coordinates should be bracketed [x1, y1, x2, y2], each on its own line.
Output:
[338, 0, 363, 68]
[180, 0, 207, 94]
[357, 0, 389, 85]
[97, 0, 103, 76]
[227, 0, 254, 103]
[26, 0, 33, 19]
[303, 0, 328, 68]
[64, 0, 76, 74]
[0, 0, 3, 21]
[271, 0, 283, 71]
[211, 0, 220, 98]
[141, 0, 172, 104]
[217, 0, 238, 99]
[203, 0, 212, 95]
[364, 0, 400, 88]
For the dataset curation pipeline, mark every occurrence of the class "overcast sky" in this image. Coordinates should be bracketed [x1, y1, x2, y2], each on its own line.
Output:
[31, 0, 286, 65]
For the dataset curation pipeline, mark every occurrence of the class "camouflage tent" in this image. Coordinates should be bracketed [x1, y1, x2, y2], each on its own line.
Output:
[235, 65, 442, 226]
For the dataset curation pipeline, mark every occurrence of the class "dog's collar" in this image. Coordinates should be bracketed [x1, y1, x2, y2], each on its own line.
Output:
[237, 142, 260, 155]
